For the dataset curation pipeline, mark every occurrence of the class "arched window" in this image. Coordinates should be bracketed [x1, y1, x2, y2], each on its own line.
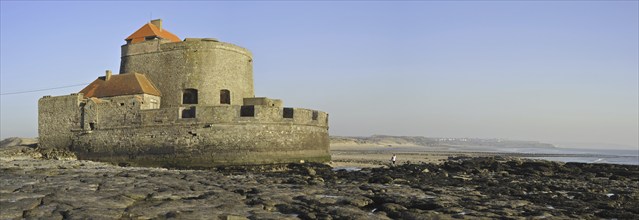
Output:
[220, 89, 230, 104]
[183, 89, 198, 104]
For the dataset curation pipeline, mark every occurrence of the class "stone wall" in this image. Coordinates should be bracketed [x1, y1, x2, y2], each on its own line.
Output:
[94, 95, 142, 128]
[120, 39, 254, 108]
[138, 94, 161, 110]
[244, 97, 283, 107]
[80, 94, 160, 131]
[72, 122, 329, 168]
[171, 105, 329, 126]
[87, 104, 328, 132]
[40, 95, 329, 167]
[38, 94, 83, 149]
[82, 98, 99, 131]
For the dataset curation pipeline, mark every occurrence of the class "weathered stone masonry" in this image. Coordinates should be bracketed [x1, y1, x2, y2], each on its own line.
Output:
[38, 20, 330, 168]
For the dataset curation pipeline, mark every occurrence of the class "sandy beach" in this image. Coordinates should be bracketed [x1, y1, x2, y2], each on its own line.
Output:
[330, 145, 449, 168]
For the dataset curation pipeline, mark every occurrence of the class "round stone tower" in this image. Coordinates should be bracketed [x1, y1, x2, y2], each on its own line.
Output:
[119, 19, 254, 107]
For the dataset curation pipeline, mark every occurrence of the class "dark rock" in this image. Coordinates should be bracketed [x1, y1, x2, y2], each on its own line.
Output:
[379, 203, 407, 218]
[340, 196, 373, 208]
[410, 199, 444, 210]
[368, 175, 393, 184]
[2, 156, 638, 219]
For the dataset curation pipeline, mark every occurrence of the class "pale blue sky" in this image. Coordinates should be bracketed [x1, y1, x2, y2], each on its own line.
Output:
[1, 1, 637, 149]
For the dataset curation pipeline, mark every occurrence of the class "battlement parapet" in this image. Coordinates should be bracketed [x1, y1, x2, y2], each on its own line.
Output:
[66, 96, 328, 133]
[244, 97, 282, 107]
[135, 105, 328, 129]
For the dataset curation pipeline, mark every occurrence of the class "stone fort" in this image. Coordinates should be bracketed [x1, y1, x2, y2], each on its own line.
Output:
[38, 19, 330, 168]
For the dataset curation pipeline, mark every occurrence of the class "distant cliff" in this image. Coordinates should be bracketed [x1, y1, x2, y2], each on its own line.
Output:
[330, 135, 556, 149]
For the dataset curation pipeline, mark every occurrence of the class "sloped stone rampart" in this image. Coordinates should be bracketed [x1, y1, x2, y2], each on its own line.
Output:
[72, 122, 329, 168]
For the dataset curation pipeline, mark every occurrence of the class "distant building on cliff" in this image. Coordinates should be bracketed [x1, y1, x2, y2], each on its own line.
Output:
[38, 19, 330, 168]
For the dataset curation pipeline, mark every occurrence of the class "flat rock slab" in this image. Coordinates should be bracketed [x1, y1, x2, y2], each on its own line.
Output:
[1, 156, 638, 219]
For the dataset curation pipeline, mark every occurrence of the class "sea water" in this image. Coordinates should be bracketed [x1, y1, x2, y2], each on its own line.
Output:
[530, 148, 638, 166]
[385, 145, 639, 166]
[448, 145, 638, 166]
[486, 147, 638, 166]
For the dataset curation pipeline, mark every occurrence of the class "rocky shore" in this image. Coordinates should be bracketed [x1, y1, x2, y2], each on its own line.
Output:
[2, 147, 638, 219]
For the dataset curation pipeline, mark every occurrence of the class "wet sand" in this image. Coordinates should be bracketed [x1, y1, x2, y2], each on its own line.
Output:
[329, 144, 611, 168]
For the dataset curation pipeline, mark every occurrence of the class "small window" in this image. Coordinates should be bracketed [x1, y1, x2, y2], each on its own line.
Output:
[240, 105, 255, 117]
[283, 108, 294, 119]
[89, 123, 95, 130]
[120, 103, 125, 106]
[126, 39, 132, 44]
[183, 89, 198, 104]
[312, 111, 318, 120]
[181, 107, 196, 118]
[150, 99, 159, 109]
[145, 36, 157, 41]
[220, 89, 231, 104]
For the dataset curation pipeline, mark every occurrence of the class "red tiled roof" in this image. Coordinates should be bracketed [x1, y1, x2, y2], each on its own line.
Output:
[125, 22, 180, 44]
[79, 73, 161, 98]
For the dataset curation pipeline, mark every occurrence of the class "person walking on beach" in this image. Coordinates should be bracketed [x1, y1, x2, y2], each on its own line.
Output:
[391, 154, 397, 166]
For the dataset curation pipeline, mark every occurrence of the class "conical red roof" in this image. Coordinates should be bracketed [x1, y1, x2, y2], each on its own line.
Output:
[125, 22, 180, 44]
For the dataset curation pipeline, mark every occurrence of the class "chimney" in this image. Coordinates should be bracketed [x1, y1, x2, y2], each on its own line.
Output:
[151, 19, 162, 31]
[105, 70, 112, 81]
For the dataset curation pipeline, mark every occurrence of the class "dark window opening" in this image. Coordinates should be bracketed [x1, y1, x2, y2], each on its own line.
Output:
[126, 39, 132, 44]
[120, 103, 124, 106]
[145, 36, 158, 41]
[240, 105, 255, 117]
[89, 123, 95, 130]
[283, 108, 294, 119]
[181, 107, 196, 118]
[220, 89, 231, 104]
[183, 89, 198, 104]
[312, 111, 318, 120]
